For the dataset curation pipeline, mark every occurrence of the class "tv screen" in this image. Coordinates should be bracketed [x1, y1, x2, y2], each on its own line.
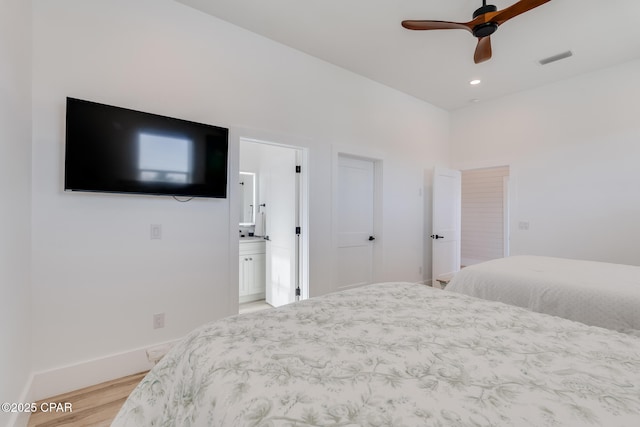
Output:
[64, 97, 228, 198]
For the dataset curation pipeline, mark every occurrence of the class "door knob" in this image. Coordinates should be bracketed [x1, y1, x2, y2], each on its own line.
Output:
[430, 234, 444, 240]
[368, 236, 376, 241]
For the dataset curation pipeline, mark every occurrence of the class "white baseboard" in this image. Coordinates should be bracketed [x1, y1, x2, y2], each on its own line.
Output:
[239, 292, 266, 304]
[29, 339, 179, 402]
[7, 374, 34, 427]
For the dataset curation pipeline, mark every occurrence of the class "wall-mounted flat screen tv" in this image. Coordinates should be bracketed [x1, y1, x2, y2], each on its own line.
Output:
[65, 97, 228, 198]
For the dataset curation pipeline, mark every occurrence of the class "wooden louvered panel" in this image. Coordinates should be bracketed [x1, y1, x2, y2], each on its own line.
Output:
[461, 166, 509, 266]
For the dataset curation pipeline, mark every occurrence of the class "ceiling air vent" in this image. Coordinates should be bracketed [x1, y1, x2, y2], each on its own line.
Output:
[539, 50, 573, 66]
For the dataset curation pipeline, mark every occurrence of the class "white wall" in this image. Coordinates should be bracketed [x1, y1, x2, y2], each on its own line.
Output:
[0, 0, 32, 425]
[451, 59, 640, 266]
[31, 0, 449, 382]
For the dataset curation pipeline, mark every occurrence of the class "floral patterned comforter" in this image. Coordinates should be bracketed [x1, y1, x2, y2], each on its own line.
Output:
[113, 283, 640, 426]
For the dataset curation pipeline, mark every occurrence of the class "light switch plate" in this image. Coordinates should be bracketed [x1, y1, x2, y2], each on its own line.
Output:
[150, 224, 162, 239]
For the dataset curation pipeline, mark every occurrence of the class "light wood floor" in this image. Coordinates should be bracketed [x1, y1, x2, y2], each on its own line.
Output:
[239, 299, 272, 314]
[27, 371, 147, 427]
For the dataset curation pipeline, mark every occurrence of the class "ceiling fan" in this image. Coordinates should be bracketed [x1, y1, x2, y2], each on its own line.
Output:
[402, 0, 552, 64]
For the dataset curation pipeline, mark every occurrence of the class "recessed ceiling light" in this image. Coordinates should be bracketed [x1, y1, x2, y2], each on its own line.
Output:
[469, 79, 481, 85]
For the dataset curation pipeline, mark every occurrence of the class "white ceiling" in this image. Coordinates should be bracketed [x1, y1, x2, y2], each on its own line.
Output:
[175, 0, 640, 111]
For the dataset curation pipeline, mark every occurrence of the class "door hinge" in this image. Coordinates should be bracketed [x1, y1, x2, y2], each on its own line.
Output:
[295, 165, 301, 173]
[295, 287, 301, 297]
[295, 226, 301, 235]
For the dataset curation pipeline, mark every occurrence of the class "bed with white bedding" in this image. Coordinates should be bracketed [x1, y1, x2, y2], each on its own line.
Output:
[113, 282, 640, 426]
[446, 255, 640, 335]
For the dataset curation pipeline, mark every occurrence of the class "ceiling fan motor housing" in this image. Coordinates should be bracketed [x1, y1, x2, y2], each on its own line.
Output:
[473, 22, 498, 37]
[472, 3, 499, 37]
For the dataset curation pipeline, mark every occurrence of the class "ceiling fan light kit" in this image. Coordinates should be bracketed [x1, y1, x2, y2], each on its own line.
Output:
[402, 0, 552, 64]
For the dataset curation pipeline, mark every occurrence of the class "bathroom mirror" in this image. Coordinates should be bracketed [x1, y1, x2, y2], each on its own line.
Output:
[239, 172, 256, 225]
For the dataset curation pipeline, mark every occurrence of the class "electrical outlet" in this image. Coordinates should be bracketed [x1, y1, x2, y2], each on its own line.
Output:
[518, 221, 530, 231]
[153, 313, 165, 329]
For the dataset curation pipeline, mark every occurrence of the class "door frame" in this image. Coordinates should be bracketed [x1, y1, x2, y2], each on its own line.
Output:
[331, 145, 384, 290]
[503, 175, 510, 257]
[229, 128, 310, 313]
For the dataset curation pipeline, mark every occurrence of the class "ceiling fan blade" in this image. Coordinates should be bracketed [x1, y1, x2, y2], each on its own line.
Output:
[401, 20, 472, 32]
[474, 36, 492, 64]
[492, 0, 552, 26]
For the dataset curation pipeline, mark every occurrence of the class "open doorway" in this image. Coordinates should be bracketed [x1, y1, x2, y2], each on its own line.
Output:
[460, 166, 510, 267]
[238, 138, 308, 314]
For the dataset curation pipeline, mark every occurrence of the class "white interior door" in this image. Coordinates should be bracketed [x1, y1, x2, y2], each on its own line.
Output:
[336, 155, 375, 290]
[264, 147, 297, 307]
[432, 167, 461, 287]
